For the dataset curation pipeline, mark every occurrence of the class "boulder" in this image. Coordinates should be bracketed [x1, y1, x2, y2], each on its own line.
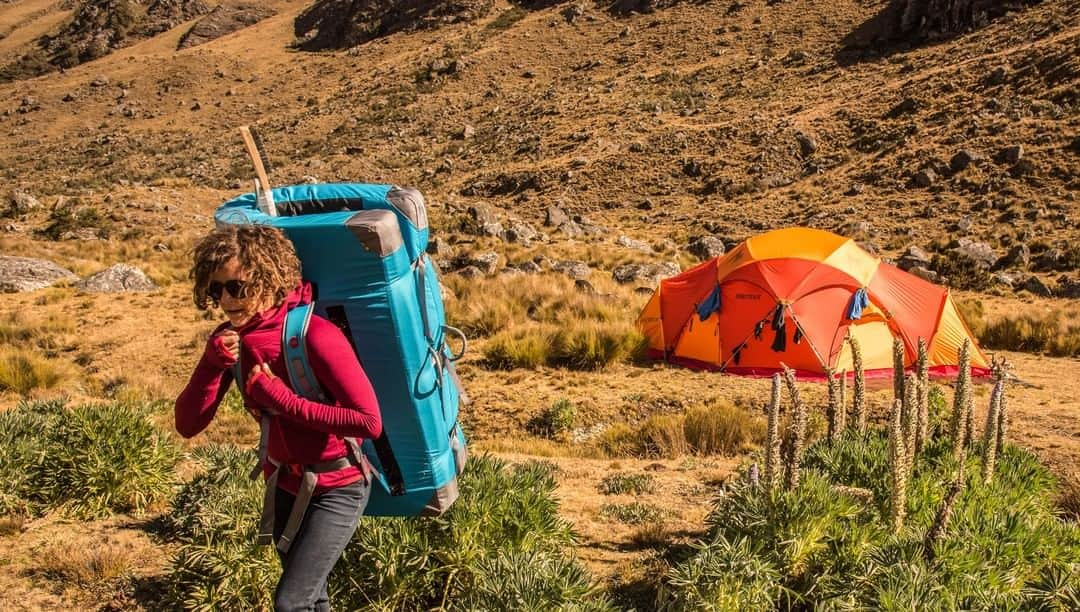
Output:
[688, 236, 726, 261]
[897, 245, 932, 271]
[544, 205, 570, 227]
[615, 235, 652, 253]
[0, 256, 77, 292]
[950, 238, 998, 270]
[551, 260, 591, 280]
[76, 264, 156, 293]
[612, 262, 681, 286]
[1056, 275, 1080, 298]
[1019, 275, 1052, 297]
[8, 190, 41, 215]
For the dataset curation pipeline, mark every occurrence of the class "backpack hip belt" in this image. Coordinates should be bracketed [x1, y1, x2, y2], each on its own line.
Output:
[254, 435, 370, 555]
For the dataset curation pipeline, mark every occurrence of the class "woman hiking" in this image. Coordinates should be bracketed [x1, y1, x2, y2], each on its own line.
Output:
[175, 223, 382, 612]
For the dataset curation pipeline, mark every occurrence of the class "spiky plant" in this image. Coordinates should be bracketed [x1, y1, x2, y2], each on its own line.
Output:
[893, 338, 906, 404]
[924, 465, 965, 562]
[996, 376, 1009, 459]
[888, 399, 908, 533]
[764, 374, 782, 492]
[904, 373, 917, 467]
[950, 340, 972, 460]
[782, 366, 807, 490]
[826, 368, 840, 442]
[982, 380, 1004, 484]
[838, 369, 848, 432]
[849, 334, 866, 431]
[916, 338, 929, 455]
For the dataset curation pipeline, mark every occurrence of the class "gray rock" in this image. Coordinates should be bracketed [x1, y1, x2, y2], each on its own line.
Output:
[897, 245, 932, 270]
[796, 132, 818, 157]
[427, 237, 454, 259]
[1033, 248, 1064, 271]
[551, 260, 591, 280]
[1056, 275, 1080, 298]
[544, 205, 570, 227]
[913, 169, 936, 188]
[501, 222, 539, 244]
[0, 256, 78, 292]
[76, 264, 156, 293]
[907, 265, 940, 283]
[616, 235, 652, 253]
[991, 272, 1016, 288]
[612, 262, 681, 286]
[1010, 159, 1035, 177]
[994, 244, 1030, 270]
[949, 149, 980, 173]
[556, 220, 583, 238]
[1019, 275, 1052, 297]
[998, 145, 1023, 164]
[688, 236, 726, 261]
[468, 252, 500, 275]
[951, 238, 998, 270]
[456, 265, 484, 278]
[514, 260, 542, 274]
[8, 189, 41, 215]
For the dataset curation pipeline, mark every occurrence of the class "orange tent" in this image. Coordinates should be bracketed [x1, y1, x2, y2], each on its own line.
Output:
[637, 228, 990, 379]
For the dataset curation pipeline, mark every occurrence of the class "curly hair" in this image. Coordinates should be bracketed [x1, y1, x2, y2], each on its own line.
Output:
[190, 224, 302, 310]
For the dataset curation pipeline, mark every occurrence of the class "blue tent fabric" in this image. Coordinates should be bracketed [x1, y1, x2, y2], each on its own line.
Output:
[696, 284, 722, 321]
[847, 288, 869, 320]
[216, 183, 466, 517]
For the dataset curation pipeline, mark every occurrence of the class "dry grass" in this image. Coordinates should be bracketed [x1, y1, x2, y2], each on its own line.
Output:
[35, 540, 137, 587]
[595, 402, 766, 459]
[0, 346, 70, 394]
[958, 299, 1080, 357]
[483, 320, 647, 371]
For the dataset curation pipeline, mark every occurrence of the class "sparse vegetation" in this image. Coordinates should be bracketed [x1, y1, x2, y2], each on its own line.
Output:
[600, 502, 665, 526]
[595, 403, 765, 459]
[530, 397, 577, 439]
[599, 473, 656, 496]
[165, 451, 613, 610]
[0, 399, 178, 519]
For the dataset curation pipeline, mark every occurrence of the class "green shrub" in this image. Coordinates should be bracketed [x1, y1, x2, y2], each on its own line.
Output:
[529, 398, 577, 440]
[599, 473, 656, 496]
[600, 502, 664, 526]
[163, 452, 613, 610]
[38, 204, 113, 241]
[0, 399, 178, 519]
[663, 427, 1080, 609]
[659, 536, 786, 611]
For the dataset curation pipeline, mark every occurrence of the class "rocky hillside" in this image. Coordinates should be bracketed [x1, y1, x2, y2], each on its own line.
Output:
[0, 0, 1077, 298]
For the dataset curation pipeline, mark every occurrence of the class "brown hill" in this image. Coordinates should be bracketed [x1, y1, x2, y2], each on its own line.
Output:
[0, 0, 1077, 607]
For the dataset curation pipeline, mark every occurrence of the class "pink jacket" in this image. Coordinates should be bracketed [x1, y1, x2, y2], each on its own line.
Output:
[175, 283, 382, 494]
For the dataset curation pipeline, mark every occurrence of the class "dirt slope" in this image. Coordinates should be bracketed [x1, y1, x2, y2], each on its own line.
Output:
[0, 0, 1077, 608]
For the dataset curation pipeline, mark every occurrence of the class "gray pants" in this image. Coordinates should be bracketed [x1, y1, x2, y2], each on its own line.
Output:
[272, 478, 370, 612]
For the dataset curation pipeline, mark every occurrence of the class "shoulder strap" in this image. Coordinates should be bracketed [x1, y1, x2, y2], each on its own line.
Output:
[282, 303, 328, 403]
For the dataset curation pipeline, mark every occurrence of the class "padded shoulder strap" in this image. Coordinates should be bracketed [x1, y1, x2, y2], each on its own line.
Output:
[282, 303, 328, 402]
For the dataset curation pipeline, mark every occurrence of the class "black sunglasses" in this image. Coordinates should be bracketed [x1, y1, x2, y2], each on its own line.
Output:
[207, 279, 250, 301]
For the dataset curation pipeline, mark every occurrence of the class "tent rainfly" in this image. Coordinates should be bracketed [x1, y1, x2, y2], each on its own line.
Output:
[636, 228, 990, 379]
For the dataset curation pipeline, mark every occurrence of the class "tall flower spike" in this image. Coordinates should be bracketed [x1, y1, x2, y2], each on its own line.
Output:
[950, 340, 971, 461]
[764, 373, 782, 492]
[849, 333, 866, 432]
[981, 380, 1004, 484]
[838, 369, 847, 432]
[916, 338, 929, 455]
[826, 368, 840, 442]
[782, 365, 807, 490]
[924, 463, 965, 562]
[996, 370, 1009, 458]
[888, 398, 908, 533]
[893, 338, 906, 405]
[904, 373, 917, 466]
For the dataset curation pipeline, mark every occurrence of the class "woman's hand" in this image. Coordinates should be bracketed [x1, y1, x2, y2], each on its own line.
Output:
[205, 329, 240, 369]
[246, 363, 282, 415]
